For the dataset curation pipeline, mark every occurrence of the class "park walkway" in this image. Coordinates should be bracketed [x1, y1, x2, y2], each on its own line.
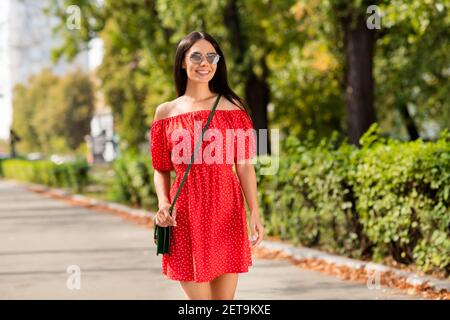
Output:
[0, 180, 419, 299]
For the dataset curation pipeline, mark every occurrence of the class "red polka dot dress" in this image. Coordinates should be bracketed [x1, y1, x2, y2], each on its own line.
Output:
[149, 105, 257, 283]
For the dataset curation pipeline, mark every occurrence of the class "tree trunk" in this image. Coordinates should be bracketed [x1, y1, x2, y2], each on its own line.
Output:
[398, 103, 420, 140]
[342, 12, 377, 146]
[245, 66, 271, 155]
[223, 0, 271, 155]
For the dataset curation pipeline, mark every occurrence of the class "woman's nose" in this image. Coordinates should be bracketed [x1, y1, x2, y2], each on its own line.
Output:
[199, 57, 208, 66]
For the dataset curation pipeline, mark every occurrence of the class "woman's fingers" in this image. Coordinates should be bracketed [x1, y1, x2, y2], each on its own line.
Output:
[251, 222, 258, 246]
[258, 224, 265, 245]
[163, 208, 172, 225]
[255, 224, 264, 246]
[172, 208, 177, 226]
[165, 207, 176, 226]
[155, 207, 177, 227]
[155, 209, 167, 227]
[250, 222, 264, 247]
[155, 213, 167, 227]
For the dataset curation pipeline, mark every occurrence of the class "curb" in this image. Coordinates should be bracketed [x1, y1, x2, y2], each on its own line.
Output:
[7, 179, 449, 297]
[258, 240, 450, 294]
[19, 181, 155, 220]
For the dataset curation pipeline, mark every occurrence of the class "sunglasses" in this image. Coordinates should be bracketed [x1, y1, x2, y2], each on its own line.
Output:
[188, 52, 221, 65]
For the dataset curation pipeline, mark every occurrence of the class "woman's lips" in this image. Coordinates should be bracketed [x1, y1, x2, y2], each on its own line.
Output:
[196, 70, 210, 76]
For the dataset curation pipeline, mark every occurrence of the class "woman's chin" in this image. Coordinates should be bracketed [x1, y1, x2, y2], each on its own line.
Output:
[191, 77, 211, 83]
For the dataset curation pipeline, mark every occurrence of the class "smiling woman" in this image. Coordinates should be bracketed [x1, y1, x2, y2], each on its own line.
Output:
[150, 31, 264, 300]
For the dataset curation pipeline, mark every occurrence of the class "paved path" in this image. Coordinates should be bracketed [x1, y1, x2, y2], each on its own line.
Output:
[0, 180, 420, 299]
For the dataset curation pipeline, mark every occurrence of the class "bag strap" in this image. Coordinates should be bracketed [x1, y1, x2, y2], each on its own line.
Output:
[167, 93, 221, 216]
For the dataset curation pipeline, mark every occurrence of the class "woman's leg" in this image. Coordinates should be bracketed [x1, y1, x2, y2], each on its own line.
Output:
[210, 273, 239, 300]
[179, 281, 212, 300]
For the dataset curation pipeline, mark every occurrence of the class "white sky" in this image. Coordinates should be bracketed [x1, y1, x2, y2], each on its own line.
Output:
[0, 0, 103, 141]
[0, 0, 11, 140]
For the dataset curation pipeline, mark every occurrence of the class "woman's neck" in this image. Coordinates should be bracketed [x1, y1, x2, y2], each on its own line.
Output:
[184, 82, 216, 102]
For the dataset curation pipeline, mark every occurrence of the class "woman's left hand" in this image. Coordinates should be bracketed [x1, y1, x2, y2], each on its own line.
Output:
[249, 211, 265, 247]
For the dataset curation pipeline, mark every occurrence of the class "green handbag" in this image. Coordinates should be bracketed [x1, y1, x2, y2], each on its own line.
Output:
[154, 94, 221, 255]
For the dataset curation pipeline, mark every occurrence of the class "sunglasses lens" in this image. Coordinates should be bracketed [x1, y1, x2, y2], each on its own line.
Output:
[189, 53, 220, 64]
[207, 54, 220, 64]
[190, 53, 202, 63]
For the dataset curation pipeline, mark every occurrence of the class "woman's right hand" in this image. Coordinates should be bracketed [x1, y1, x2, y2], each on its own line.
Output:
[154, 203, 177, 227]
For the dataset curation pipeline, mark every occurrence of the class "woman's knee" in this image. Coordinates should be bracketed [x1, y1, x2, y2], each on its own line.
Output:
[210, 273, 239, 300]
[179, 281, 212, 300]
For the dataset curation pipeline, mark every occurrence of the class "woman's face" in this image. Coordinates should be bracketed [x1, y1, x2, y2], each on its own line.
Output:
[182, 39, 219, 83]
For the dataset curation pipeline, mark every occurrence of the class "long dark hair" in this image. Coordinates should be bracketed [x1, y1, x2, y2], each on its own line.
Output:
[173, 31, 250, 116]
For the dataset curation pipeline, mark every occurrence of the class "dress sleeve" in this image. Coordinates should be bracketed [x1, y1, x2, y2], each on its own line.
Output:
[150, 120, 174, 171]
[234, 112, 257, 164]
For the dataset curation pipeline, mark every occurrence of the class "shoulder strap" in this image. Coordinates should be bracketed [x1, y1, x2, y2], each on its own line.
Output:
[168, 93, 221, 215]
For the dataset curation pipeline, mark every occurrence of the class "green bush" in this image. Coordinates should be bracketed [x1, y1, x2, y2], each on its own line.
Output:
[354, 125, 450, 273]
[256, 124, 450, 276]
[256, 131, 370, 257]
[111, 151, 161, 209]
[0, 158, 89, 193]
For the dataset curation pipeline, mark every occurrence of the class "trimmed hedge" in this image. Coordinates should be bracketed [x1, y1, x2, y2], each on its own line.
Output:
[256, 124, 450, 276]
[0, 159, 90, 193]
[111, 151, 161, 209]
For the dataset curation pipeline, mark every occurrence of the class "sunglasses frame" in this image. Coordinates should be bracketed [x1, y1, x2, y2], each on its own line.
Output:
[188, 52, 221, 65]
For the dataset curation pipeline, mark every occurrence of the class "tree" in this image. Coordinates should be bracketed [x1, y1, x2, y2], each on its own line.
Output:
[57, 70, 95, 150]
[11, 69, 94, 154]
[47, 0, 175, 153]
[12, 70, 58, 153]
[47, 0, 449, 148]
[334, 1, 379, 145]
[376, 0, 450, 140]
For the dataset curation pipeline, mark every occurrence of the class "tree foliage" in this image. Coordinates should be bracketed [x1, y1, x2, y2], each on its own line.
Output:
[46, 0, 449, 150]
[12, 69, 94, 155]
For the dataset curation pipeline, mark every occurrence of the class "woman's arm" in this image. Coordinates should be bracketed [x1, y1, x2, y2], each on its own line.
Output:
[235, 162, 265, 246]
[152, 103, 176, 226]
[154, 170, 171, 209]
[153, 169, 176, 227]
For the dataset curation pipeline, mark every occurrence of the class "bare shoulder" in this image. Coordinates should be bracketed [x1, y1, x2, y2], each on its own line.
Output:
[222, 96, 246, 111]
[154, 101, 175, 121]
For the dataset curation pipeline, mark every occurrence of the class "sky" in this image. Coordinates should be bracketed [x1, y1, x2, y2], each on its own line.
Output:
[0, 0, 103, 141]
[0, 0, 11, 140]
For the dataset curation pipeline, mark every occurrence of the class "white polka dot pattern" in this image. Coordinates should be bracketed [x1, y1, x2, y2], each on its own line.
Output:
[149, 109, 255, 282]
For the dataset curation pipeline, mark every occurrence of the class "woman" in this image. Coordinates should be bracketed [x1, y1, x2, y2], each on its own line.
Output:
[150, 31, 264, 300]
